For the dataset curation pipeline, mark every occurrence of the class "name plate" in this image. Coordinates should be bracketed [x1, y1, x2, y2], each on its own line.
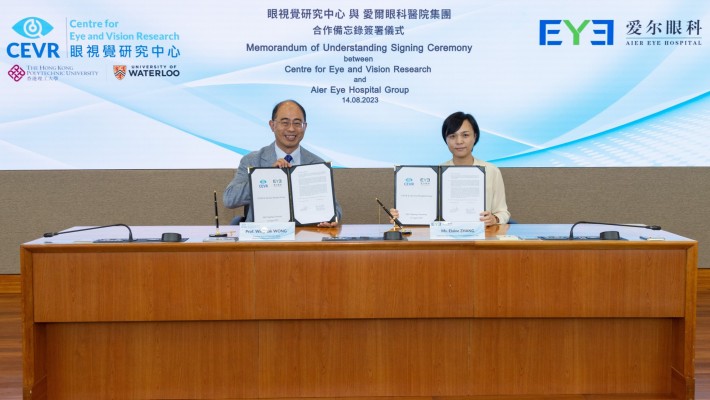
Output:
[239, 222, 295, 241]
[430, 221, 485, 240]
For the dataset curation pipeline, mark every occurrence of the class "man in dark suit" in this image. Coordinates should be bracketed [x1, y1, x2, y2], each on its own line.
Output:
[223, 99, 342, 226]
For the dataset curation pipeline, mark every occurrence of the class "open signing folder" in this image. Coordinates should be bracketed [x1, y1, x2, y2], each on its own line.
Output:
[394, 165, 486, 225]
[249, 162, 337, 225]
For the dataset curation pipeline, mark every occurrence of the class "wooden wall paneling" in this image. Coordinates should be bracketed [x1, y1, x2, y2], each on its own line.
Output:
[20, 248, 47, 400]
[672, 245, 698, 399]
[472, 249, 686, 317]
[468, 319, 672, 395]
[258, 318, 673, 397]
[32, 250, 256, 322]
[258, 319, 471, 397]
[255, 249, 476, 319]
[44, 321, 259, 400]
[0, 275, 20, 294]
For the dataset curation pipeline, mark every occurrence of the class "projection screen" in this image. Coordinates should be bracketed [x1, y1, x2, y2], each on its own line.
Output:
[1, 0, 708, 169]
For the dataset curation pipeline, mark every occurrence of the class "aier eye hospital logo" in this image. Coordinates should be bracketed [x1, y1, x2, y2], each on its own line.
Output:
[539, 20, 614, 45]
[539, 18, 702, 47]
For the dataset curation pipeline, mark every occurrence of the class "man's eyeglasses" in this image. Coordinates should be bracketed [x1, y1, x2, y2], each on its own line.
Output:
[276, 120, 306, 129]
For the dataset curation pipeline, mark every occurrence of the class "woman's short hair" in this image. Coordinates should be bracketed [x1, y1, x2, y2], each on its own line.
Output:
[441, 111, 480, 146]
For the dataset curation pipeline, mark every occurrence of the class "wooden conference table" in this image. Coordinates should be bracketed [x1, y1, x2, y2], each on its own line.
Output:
[21, 224, 697, 399]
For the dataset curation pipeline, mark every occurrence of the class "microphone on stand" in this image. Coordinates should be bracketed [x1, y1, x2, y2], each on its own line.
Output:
[43, 224, 135, 242]
[567, 221, 661, 240]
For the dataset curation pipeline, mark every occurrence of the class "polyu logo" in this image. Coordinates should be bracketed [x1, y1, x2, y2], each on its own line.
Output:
[8, 17, 59, 58]
[540, 20, 614, 45]
[12, 17, 53, 39]
[8, 64, 26, 82]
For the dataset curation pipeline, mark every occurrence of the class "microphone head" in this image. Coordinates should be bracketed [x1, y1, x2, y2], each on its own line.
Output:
[43, 232, 56, 237]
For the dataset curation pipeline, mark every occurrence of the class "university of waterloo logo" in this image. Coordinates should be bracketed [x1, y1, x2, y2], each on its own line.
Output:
[113, 65, 126, 80]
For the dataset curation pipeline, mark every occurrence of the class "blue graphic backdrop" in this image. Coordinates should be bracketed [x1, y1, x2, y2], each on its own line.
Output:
[1, 0, 708, 169]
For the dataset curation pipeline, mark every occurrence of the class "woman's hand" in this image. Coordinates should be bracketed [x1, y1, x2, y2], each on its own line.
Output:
[389, 208, 400, 224]
[480, 211, 499, 226]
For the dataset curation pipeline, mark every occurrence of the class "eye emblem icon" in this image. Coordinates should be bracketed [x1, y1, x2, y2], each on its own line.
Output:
[12, 17, 54, 39]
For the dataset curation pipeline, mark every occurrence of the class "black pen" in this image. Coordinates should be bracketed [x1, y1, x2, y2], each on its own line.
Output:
[375, 198, 405, 229]
[213, 191, 220, 229]
[210, 190, 227, 237]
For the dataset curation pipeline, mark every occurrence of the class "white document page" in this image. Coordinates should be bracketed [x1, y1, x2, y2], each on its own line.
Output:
[394, 166, 438, 225]
[440, 166, 486, 222]
[290, 163, 336, 225]
[250, 168, 291, 223]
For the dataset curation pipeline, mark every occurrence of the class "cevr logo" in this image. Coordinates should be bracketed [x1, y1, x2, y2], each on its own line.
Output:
[8, 17, 60, 58]
[12, 17, 53, 38]
[540, 20, 614, 45]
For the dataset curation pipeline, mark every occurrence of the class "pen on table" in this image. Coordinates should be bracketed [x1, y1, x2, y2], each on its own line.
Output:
[375, 198, 404, 228]
[210, 191, 227, 237]
[213, 191, 220, 231]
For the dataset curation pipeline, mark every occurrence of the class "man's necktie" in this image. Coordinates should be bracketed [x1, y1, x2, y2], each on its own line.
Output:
[284, 154, 293, 163]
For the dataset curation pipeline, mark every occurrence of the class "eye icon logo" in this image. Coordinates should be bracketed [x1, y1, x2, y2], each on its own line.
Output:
[12, 17, 53, 39]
